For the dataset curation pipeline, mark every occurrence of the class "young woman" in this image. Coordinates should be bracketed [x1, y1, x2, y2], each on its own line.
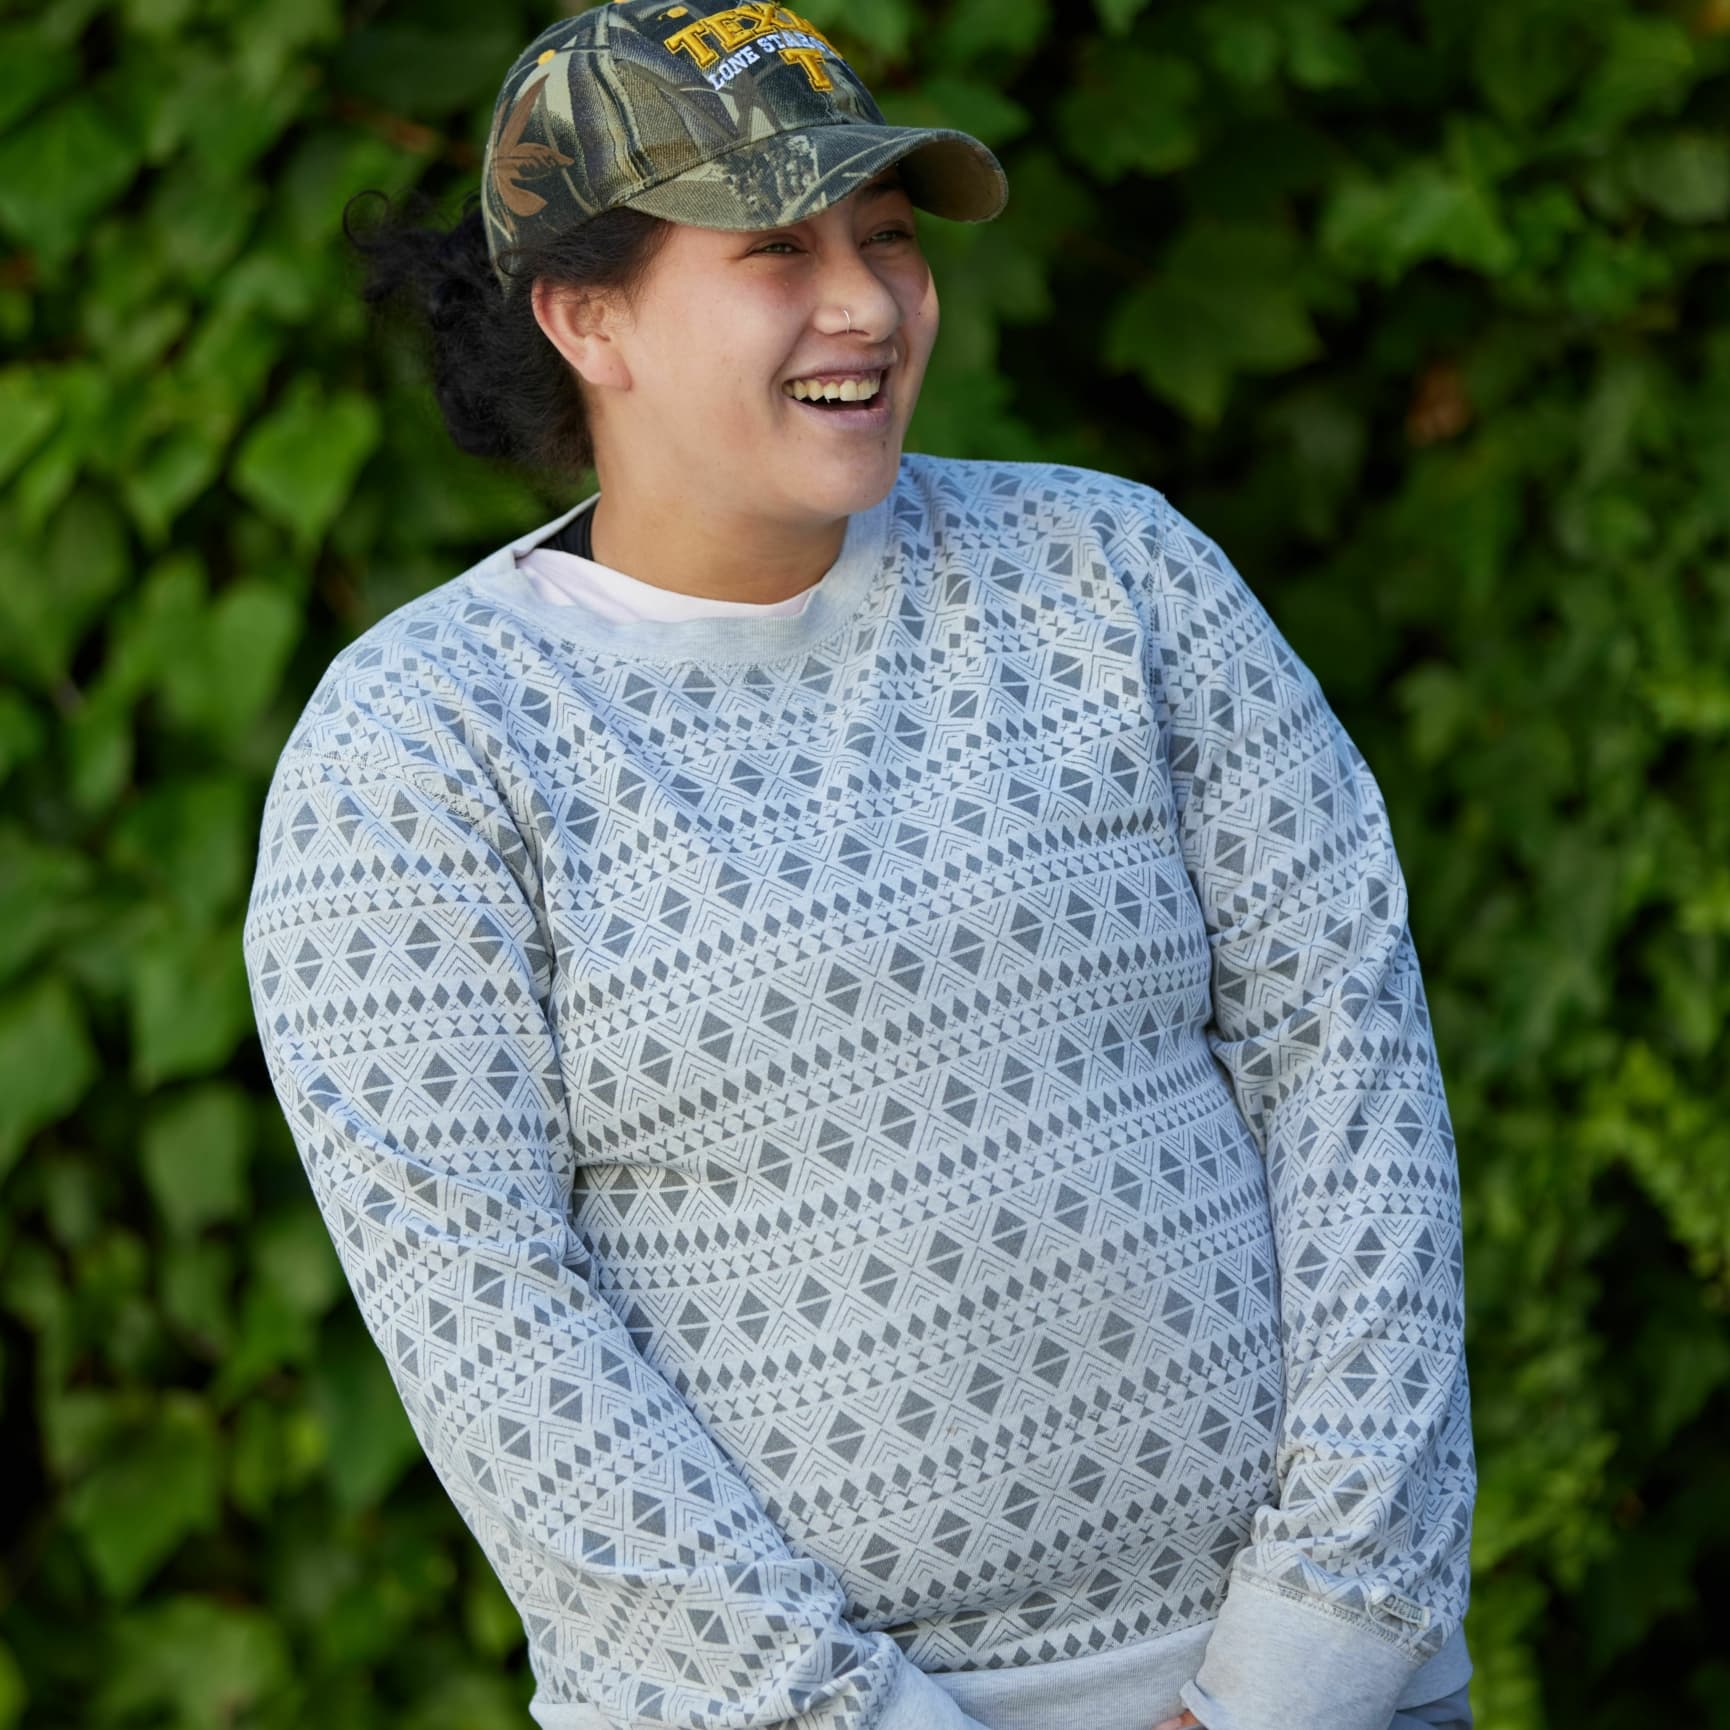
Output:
[243, 6, 1478, 1730]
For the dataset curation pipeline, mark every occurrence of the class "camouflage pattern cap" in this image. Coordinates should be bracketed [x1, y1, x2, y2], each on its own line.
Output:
[480, 0, 1009, 290]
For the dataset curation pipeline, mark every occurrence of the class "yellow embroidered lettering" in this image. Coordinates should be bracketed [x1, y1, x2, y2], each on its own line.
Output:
[774, 45, 833, 89]
[706, 12, 757, 50]
[665, 2, 847, 91]
[664, 17, 726, 68]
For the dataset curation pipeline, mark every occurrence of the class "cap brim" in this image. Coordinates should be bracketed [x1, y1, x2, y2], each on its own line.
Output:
[614, 121, 1008, 230]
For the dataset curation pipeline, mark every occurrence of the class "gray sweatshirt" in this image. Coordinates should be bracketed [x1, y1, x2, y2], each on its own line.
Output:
[242, 454, 1476, 1730]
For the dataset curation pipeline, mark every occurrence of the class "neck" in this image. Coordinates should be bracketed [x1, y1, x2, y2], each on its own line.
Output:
[585, 469, 849, 605]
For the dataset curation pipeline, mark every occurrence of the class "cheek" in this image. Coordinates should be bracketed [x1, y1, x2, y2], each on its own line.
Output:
[643, 323, 749, 420]
[905, 269, 940, 360]
[676, 288, 797, 408]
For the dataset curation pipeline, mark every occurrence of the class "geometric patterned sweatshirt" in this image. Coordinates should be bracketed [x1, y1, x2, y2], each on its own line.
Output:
[241, 454, 1477, 1730]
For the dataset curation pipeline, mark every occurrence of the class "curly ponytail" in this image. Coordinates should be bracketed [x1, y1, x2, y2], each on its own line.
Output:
[343, 189, 673, 477]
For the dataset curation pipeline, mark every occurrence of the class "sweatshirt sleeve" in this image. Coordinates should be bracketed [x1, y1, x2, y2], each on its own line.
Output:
[1130, 493, 1477, 1730]
[240, 690, 990, 1730]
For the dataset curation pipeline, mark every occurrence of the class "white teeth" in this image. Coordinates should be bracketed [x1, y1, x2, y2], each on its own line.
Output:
[786, 372, 883, 403]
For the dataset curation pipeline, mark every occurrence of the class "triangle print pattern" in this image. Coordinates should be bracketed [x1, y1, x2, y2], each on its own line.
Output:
[243, 454, 1475, 1730]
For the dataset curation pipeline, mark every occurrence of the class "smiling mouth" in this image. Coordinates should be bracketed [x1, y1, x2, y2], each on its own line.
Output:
[782, 367, 893, 421]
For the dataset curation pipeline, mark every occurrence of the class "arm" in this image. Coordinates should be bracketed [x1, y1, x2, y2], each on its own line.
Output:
[1128, 492, 1476, 1730]
[241, 687, 986, 1730]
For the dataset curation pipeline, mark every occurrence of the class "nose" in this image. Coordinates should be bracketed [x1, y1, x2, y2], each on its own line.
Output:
[811, 229, 902, 339]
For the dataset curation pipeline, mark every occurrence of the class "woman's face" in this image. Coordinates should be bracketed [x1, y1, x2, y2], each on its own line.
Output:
[557, 166, 939, 527]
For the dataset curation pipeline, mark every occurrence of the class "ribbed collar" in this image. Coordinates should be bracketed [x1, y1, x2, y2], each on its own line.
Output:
[462, 473, 898, 666]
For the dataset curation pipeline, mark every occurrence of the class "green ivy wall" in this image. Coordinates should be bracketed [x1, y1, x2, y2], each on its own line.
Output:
[3, 0, 1728, 1724]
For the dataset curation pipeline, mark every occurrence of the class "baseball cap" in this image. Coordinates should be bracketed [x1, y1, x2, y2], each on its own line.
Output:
[480, 0, 1009, 290]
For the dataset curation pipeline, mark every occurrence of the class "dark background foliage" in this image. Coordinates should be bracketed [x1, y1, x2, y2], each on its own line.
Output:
[3, 0, 1729, 1724]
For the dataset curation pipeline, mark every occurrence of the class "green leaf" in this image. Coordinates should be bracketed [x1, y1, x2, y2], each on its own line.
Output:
[1198, 10, 1283, 88]
[40, 1149, 103, 1247]
[1622, 131, 1730, 225]
[1, 362, 118, 540]
[214, 242, 323, 322]
[930, 0, 1049, 68]
[121, 0, 200, 38]
[462, 1564, 524, 1661]
[63, 1399, 221, 1599]
[121, 423, 229, 544]
[143, 45, 311, 173]
[306, 1321, 423, 1511]
[212, 1279, 318, 1404]
[147, 154, 267, 285]
[1471, 4, 1594, 129]
[159, 1237, 237, 1354]
[1640, 667, 1730, 736]
[177, 300, 288, 426]
[1441, 112, 1523, 188]
[230, 379, 382, 549]
[0, 92, 143, 265]
[0, 833, 96, 988]
[878, 77, 1030, 149]
[1056, 42, 1200, 181]
[253, 1205, 345, 1319]
[0, 974, 97, 1181]
[0, 1635, 23, 1730]
[160, 579, 302, 735]
[0, 28, 79, 133]
[1320, 159, 1519, 283]
[231, 0, 343, 86]
[98, 550, 207, 707]
[107, 773, 256, 923]
[206, 1211, 344, 1397]
[1093, 0, 1152, 36]
[1563, 14, 1696, 141]
[66, 697, 135, 816]
[0, 370, 61, 489]
[1400, 661, 1491, 772]
[329, 22, 528, 115]
[141, 1085, 252, 1236]
[1284, 11, 1365, 90]
[0, 691, 47, 788]
[27, 393, 163, 541]
[96, 1595, 290, 1727]
[400, 1672, 526, 1730]
[89, 297, 190, 378]
[0, 498, 130, 690]
[129, 919, 254, 1088]
[37, 1385, 133, 1483]
[1560, 225, 1672, 321]
[228, 1396, 324, 1515]
[1104, 220, 1324, 423]
[797, 0, 914, 64]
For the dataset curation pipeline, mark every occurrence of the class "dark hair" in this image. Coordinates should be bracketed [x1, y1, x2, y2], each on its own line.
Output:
[343, 189, 675, 476]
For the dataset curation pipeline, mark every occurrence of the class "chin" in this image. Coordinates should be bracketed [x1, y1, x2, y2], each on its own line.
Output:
[802, 443, 904, 510]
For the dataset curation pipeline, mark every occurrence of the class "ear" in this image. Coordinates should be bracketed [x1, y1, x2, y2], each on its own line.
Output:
[531, 278, 632, 393]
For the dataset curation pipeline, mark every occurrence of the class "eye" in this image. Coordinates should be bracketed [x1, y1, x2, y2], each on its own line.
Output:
[749, 227, 917, 257]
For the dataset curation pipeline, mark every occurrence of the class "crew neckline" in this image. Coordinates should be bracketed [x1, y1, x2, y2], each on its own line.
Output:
[464, 476, 898, 666]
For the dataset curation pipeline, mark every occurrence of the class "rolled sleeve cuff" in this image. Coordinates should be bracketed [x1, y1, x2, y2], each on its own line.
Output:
[1177, 1573, 1429, 1730]
[878, 1651, 997, 1730]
